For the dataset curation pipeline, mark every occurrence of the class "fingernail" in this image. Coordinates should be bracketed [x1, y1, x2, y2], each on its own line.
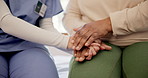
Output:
[80, 57, 84, 60]
[76, 47, 80, 50]
[75, 58, 79, 61]
[72, 46, 75, 50]
[71, 40, 74, 43]
[79, 57, 84, 61]
[85, 53, 88, 56]
[85, 43, 89, 46]
[93, 53, 96, 56]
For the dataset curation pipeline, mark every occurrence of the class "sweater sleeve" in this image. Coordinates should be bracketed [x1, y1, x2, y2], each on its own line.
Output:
[63, 0, 86, 35]
[0, 0, 69, 49]
[110, 0, 148, 36]
[39, 18, 70, 49]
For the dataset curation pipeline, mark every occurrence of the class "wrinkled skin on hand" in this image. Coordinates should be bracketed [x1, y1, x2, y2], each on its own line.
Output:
[71, 17, 112, 51]
[74, 42, 112, 62]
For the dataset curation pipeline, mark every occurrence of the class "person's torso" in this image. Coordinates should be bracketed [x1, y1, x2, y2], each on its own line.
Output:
[78, 0, 145, 21]
[0, 0, 62, 52]
[77, 0, 148, 46]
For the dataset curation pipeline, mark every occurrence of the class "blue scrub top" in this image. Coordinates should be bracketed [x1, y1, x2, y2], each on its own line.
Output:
[0, 0, 63, 52]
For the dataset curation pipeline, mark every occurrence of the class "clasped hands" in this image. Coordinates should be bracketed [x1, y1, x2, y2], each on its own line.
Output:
[68, 17, 113, 62]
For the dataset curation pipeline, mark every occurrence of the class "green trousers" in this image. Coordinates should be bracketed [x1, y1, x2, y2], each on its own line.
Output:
[68, 42, 148, 78]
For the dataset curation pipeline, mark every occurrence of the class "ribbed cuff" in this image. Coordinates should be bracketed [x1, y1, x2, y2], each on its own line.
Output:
[57, 35, 70, 49]
[109, 9, 129, 36]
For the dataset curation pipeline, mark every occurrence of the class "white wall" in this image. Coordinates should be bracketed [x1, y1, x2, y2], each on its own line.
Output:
[53, 0, 70, 33]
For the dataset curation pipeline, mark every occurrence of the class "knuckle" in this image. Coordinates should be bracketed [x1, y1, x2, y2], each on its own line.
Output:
[89, 37, 95, 42]
[93, 33, 98, 37]
[82, 35, 88, 39]
[81, 37, 87, 43]
[92, 33, 99, 39]
[74, 41, 79, 46]
[75, 32, 81, 37]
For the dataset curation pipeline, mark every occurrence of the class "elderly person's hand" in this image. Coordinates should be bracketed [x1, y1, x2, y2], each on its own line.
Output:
[74, 41, 112, 62]
[71, 17, 112, 50]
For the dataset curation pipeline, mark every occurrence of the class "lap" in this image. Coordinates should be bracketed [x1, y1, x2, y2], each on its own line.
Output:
[69, 43, 122, 78]
[69, 42, 148, 78]
[123, 42, 148, 78]
[0, 54, 8, 78]
[9, 47, 59, 78]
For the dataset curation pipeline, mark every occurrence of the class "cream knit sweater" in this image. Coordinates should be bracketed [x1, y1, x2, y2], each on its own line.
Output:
[63, 0, 148, 46]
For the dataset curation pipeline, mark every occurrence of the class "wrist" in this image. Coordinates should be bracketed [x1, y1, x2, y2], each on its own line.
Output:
[67, 37, 73, 49]
[105, 17, 112, 33]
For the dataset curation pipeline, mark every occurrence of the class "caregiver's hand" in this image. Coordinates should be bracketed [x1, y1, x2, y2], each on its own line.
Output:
[72, 17, 112, 50]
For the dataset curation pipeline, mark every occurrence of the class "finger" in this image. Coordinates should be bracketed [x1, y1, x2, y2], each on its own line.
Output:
[83, 48, 89, 56]
[75, 57, 79, 61]
[86, 49, 93, 60]
[84, 52, 89, 56]
[78, 49, 87, 62]
[79, 51, 85, 62]
[70, 35, 75, 44]
[78, 57, 85, 62]
[74, 50, 77, 57]
[74, 50, 78, 57]
[101, 43, 112, 50]
[90, 43, 101, 51]
[71, 31, 80, 49]
[91, 43, 101, 46]
[73, 28, 88, 50]
[73, 26, 82, 31]
[75, 50, 81, 61]
[73, 34, 81, 50]
[85, 33, 98, 46]
[94, 39, 101, 44]
[90, 46, 97, 56]
[100, 45, 106, 50]
[92, 45, 100, 52]
[75, 31, 93, 50]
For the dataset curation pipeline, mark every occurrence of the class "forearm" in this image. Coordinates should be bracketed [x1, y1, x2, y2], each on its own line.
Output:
[110, 0, 148, 36]
[0, 14, 69, 49]
[39, 18, 59, 32]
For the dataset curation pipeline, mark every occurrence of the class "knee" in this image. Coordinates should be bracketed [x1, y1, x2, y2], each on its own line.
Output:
[0, 55, 8, 78]
[123, 42, 148, 62]
[123, 42, 148, 78]
[9, 48, 59, 78]
[68, 43, 122, 78]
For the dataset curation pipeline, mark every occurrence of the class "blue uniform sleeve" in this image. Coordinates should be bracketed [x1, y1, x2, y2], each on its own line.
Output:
[5, 0, 63, 23]
[44, 0, 63, 18]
